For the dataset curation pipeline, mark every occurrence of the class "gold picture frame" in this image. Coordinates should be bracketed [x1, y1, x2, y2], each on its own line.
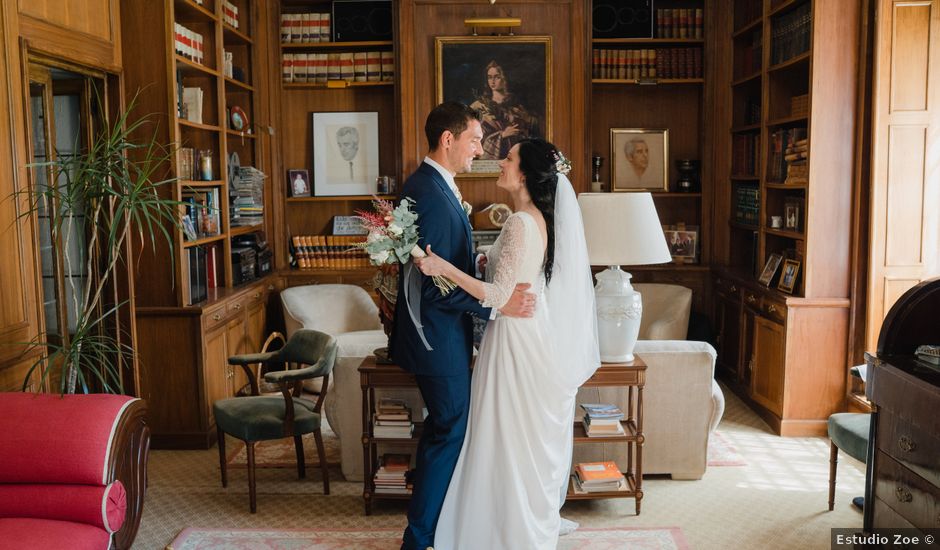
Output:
[610, 128, 669, 192]
[435, 35, 552, 177]
[777, 259, 801, 294]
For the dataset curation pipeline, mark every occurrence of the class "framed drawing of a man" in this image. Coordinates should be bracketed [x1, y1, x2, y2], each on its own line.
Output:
[611, 128, 669, 191]
[436, 35, 552, 176]
[311, 111, 379, 196]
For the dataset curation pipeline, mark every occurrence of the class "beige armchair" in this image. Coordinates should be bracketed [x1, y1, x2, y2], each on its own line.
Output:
[573, 283, 725, 480]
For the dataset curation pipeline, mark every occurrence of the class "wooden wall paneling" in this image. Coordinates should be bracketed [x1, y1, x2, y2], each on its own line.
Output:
[16, 0, 121, 70]
[262, 0, 288, 270]
[866, 0, 940, 349]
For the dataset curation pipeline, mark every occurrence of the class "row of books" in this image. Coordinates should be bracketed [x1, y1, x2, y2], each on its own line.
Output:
[767, 128, 808, 183]
[731, 133, 761, 178]
[182, 188, 221, 241]
[770, 2, 812, 65]
[221, 1, 240, 30]
[177, 148, 212, 182]
[592, 47, 703, 80]
[790, 93, 809, 118]
[581, 403, 625, 438]
[734, 185, 760, 227]
[280, 12, 332, 44]
[281, 52, 394, 84]
[374, 453, 412, 495]
[571, 461, 628, 494]
[291, 235, 368, 269]
[653, 8, 704, 39]
[736, 30, 762, 78]
[373, 398, 414, 439]
[174, 23, 206, 65]
[230, 166, 265, 227]
[183, 243, 222, 305]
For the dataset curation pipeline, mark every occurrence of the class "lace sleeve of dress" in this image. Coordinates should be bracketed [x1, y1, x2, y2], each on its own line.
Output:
[481, 214, 528, 310]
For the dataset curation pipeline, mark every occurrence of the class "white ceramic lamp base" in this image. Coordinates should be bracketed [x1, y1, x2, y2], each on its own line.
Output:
[593, 266, 642, 363]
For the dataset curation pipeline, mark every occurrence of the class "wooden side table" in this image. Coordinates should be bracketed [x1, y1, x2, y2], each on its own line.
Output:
[358, 356, 647, 515]
[567, 358, 646, 515]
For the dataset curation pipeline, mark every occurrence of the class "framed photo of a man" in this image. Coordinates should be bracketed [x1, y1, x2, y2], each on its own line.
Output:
[436, 35, 551, 176]
[311, 111, 379, 196]
[611, 128, 669, 191]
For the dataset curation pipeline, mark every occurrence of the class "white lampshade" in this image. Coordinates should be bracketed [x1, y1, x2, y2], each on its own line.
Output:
[577, 193, 672, 266]
[577, 192, 672, 363]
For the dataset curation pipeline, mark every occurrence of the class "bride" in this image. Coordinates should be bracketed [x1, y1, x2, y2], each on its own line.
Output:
[414, 138, 600, 549]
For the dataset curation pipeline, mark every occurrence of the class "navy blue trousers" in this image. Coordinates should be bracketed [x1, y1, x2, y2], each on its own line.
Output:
[401, 370, 471, 550]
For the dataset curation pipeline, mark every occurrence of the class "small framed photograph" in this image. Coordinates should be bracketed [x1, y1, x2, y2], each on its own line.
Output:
[777, 259, 801, 294]
[287, 169, 310, 198]
[758, 253, 784, 287]
[784, 197, 803, 231]
[662, 224, 698, 263]
[611, 128, 669, 192]
[311, 111, 379, 196]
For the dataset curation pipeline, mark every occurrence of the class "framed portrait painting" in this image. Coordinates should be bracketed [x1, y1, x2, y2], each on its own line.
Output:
[610, 128, 669, 191]
[311, 111, 379, 196]
[436, 35, 552, 176]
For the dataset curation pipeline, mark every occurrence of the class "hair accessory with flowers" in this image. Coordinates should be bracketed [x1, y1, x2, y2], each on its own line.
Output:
[553, 150, 572, 176]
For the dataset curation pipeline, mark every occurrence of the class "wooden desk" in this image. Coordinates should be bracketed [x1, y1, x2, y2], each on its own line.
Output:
[359, 356, 647, 515]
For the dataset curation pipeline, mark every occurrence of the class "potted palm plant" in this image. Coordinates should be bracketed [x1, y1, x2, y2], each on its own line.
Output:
[16, 95, 181, 394]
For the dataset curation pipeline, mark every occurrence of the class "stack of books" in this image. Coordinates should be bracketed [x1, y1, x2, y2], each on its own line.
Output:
[580, 403, 625, 437]
[572, 461, 627, 494]
[230, 166, 266, 227]
[784, 138, 808, 185]
[374, 453, 412, 495]
[373, 398, 414, 439]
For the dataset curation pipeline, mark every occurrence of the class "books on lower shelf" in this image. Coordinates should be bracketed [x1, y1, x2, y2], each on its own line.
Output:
[374, 453, 412, 495]
[290, 235, 368, 269]
[581, 403, 626, 438]
[592, 47, 703, 80]
[572, 461, 628, 494]
[281, 51, 394, 84]
[373, 398, 414, 439]
[182, 187, 221, 240]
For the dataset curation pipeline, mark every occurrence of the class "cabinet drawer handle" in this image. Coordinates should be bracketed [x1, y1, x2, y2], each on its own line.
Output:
[212, 313, 222, 321]
[233, 303, 242, 310]
[252, 292, 261, 299]
[898, 436, 916, 453]
[716, 278, 723, 286]
[729, 284, 737, 292]
[746, 294, 757, 304]
[895, 486, 913, 503]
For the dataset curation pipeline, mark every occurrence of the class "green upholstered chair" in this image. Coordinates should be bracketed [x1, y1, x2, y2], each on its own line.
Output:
[214, 329, 338, 513]
[827, 412, 871, 511]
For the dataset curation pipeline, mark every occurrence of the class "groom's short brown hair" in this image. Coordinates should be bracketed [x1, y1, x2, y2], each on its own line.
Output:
[425, 101, 481, 152]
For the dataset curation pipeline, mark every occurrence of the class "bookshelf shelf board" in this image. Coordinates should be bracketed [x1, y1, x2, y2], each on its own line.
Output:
[731, 123, 761, 133]
[764, 227, 805, 240]
[178, 119, 222, 133]
[281, 40, 394, 50]
[651, 192, 702, 198]
[226, 129, 257, 140]
[222, 24, 252, 45]
[573, 419, 638, 442]
[769, 0, 809, 18]
[566, 472, 637, 500]
[224, 77, 254, 92]
[732, 17, 763, 38]
[592, 38, 705, 45]
[730, 175, 760, 180]
[182, 234, 226, 248]
[286, 194, 396, 202]
[765, 182, 807, 190]
[767, 114, 809, 127]
[174, 0, 218, 23]
[592, 78, 704, 86]
[181, 179, 224, 188]
[175, 55, 219, 77]
[768, 50, 811, 73]
[282, 81, 394, 89]
[230, 224, 264, 237]
[731, 71, 761, 87]
[729, 221, 760, 231]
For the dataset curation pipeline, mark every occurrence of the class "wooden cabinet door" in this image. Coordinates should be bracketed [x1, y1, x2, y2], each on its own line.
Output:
[750, 315, 786, 416]
[716, 294, 742, 381]
[226, 317, 247, 395]
[204, 325, 230, 428]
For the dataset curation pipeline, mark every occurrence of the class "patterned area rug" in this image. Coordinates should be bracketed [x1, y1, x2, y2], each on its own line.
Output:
[167, 527, 689, 549]
[225, 423, 342, 469]
[707, 431, 747, 466]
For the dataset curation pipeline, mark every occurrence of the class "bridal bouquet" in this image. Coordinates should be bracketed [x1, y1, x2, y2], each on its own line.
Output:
[355, 198, 456, 295]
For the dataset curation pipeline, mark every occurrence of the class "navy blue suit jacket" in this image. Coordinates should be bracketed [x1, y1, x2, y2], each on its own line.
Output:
[389, 162, 491, 376]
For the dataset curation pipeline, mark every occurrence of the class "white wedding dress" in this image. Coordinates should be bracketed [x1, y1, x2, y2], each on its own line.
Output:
[433, 211, 577, 550]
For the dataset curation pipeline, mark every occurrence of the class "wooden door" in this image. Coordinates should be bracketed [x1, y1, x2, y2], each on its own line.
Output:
[716, 292, 742, 382]
[204, 325, 230, 428]
[227, 314, 249, 395]
[867, 0, 940, 348]
[750, 315, 786, 416]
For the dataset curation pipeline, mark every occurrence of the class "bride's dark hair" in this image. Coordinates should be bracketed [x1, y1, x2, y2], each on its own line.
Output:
[517, 138, 560, 284]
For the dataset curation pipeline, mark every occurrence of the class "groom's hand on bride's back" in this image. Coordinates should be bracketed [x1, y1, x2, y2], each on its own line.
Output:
[499, 283, 536, 318]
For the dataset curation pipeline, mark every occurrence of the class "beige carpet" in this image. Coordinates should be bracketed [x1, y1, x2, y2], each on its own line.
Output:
[135, 385, 865, 549]
[225, 424, 342, 469]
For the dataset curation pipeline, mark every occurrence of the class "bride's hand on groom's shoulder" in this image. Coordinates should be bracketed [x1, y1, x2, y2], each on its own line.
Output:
[414, 245, 448, 277]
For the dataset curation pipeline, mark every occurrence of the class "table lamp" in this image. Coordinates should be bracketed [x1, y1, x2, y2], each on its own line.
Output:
[578, 193, 672, 362]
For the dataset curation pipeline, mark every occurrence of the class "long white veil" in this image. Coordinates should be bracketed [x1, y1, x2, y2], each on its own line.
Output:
[545, 173, 601, 389]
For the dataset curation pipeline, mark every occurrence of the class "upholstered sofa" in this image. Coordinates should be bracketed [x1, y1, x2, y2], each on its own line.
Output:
[284, 282, 724, 482]
[0, 393, 150, 550]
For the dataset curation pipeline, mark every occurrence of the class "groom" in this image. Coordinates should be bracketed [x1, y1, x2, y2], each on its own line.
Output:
[390, 101, 535, 550]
